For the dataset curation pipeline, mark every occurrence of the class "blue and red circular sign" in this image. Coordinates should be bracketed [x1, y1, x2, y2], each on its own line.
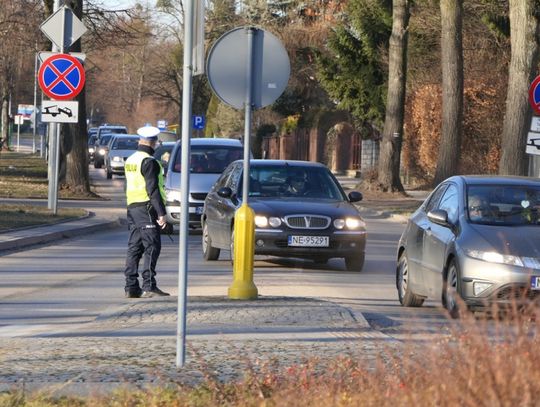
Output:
[38, 53, 85, 100]
[529, 75, 540, 115]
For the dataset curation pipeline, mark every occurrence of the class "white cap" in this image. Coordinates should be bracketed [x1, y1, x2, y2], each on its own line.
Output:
[137, 125, 160, 139]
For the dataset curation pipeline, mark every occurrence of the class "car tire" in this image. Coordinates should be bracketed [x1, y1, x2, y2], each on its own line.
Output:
[397, 252, 424, 307]
[106, 168, 112, 179]
[94, 160, 102, 169]
[443, 258, 461, 319]
[345, 253, 365, 271]
[202, 221, 220, 261]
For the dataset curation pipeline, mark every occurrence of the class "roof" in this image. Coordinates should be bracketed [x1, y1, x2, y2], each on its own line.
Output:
[180, 137, 243, 146]
[248, 159, 327, 168]
[450, 175, 540, 187]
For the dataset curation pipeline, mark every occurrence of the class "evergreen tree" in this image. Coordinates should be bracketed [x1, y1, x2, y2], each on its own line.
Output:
[317, 0, 392, 129]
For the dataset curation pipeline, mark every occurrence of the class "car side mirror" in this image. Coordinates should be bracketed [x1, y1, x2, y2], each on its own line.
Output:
[217, 187, 233, 199]
[427, 209, 451, 227]
[348, 191, 363, 202]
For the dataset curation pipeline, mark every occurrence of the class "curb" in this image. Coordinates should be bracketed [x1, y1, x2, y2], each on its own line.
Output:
[0, 218, 122, 253]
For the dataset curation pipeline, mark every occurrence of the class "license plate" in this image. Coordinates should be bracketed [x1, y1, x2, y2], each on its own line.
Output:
[531, 276, 540, 290]
[195, 206, 204, 215]
[288, 235, 329, 247]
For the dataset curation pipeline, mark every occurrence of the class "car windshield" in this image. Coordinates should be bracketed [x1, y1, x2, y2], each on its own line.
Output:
[99, 135, 112, 146]
[242, 165, 345, 200]
[112, 138, 138, 150]
[467, 185, 540, 226]
[88, 135, 97, 145]
[172, 145, 243, 174]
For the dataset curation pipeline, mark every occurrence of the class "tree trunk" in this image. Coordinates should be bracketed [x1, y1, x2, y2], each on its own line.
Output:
[499, 0, 540, 175]
[433, 0, 463, 186]
[1, 94, 8, 146]
[377, 0, 410, 193]
[63, 0, 91, 193]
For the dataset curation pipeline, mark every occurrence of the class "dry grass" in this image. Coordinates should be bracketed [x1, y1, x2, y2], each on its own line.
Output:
[0, 151, 100, 200]
[2, 304, 540, 406]
[0, 204, 86, 232]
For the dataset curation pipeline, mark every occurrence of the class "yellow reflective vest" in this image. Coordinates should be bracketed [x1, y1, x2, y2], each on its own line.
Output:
[125, 151, 166, 205]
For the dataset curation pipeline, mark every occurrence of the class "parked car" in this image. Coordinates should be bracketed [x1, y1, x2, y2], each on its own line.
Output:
[153, 141, 175, 175]
[105, 135, 139, 179]
[201, 160, 366, 271]
[93, 133, 114, 168]
[157, 131, 179, 143]
[396, 175, 540, 317]
[165, 138, 245, 227]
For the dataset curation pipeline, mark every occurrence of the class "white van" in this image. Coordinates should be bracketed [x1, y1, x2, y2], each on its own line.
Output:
[164, 138, 245, 227]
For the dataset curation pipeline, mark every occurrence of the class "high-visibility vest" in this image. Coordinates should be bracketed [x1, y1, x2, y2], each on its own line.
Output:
[125, 151, 166, 205]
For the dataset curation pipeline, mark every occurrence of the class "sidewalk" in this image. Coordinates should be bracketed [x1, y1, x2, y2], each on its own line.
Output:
[0, 296, 400, 393]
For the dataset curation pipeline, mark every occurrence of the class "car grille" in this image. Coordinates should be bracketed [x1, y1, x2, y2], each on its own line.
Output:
[496, 286, 540, 301]
[284, 215, 331, 229]
[191, 193, 207, 201]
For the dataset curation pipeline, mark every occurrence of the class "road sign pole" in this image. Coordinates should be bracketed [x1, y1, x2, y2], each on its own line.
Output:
[47, 0, 60, 213]
[176, 0, 195, 369]
[33, 50, 38, 154]
[16, 122, 20, 152]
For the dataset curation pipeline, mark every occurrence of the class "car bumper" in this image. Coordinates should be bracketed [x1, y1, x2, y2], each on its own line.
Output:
[110, 162, 125, 174]
[166, 202, 204, 227]
[252, 229, 366, 259]
[458, 254, 540, 309]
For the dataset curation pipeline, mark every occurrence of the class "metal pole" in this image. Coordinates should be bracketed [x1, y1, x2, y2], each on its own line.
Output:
[32, 50, 38, 154]
[176, 0, 194, 369]
[47, 0, 61, 210]
[242, 27, 255, 203]
[16, 122, 19, 152]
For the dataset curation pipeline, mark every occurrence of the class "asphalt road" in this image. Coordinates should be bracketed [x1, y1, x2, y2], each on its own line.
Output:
[0, 166, 452, 341]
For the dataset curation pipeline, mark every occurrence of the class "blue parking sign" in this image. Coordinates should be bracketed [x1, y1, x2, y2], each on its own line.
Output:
[193, 115, 205, 130]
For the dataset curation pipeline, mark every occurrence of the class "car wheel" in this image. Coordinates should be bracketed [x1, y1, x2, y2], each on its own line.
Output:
[106, 168, 112, 179]
[397, 252, 424, 307]
[94, 160, 102, 169]
[202, 221, 220, 261]
[443, 258, 461, 318]
[345, 253, 365, 271]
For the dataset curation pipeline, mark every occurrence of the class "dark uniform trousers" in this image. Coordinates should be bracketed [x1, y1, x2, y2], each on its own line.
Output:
[124, 203, 161, 292]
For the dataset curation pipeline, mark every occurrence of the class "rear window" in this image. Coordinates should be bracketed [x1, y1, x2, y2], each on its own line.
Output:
[171, 145, 243, 174]
[112, 138, 138, 150]
[98, 127, 127, 137]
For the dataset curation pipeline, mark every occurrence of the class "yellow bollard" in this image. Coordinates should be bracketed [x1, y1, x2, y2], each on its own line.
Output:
[228, 203, 258, 299]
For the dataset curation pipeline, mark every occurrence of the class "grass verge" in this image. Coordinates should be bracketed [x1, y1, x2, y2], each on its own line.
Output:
[0, 151, 101, 200]
[1, 303, 539, 406]
[0, 204, 86, 232]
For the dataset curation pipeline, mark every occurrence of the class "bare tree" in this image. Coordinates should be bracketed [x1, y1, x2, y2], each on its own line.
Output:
[432, 0, 463, 185]
[499, 0, 540, 175]
[377, 0, 410, 193]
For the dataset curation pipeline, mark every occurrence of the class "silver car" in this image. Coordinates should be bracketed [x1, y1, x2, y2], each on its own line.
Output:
[164, 138, 245, 227]
[396, 175, 540, 317]
[104, 135, 139, 179]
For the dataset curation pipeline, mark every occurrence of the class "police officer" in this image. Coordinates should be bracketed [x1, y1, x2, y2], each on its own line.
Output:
[123, 125, 170, 298]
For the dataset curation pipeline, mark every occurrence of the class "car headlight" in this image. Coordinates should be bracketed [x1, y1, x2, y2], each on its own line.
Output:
[466, 250, 524, 267]
[98, 149, 106, 155]
[334, 218, 364, 229]
[473, 281, 493, 296]
[255, 216, 268, 228]
[88, 147, 94, 153]
[112, 156, 122, 162]
[165, 188, 181, 203]
[269, 217, 281, 227]
[334, 219, 345, 229]
[345, 217, 364, 229]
